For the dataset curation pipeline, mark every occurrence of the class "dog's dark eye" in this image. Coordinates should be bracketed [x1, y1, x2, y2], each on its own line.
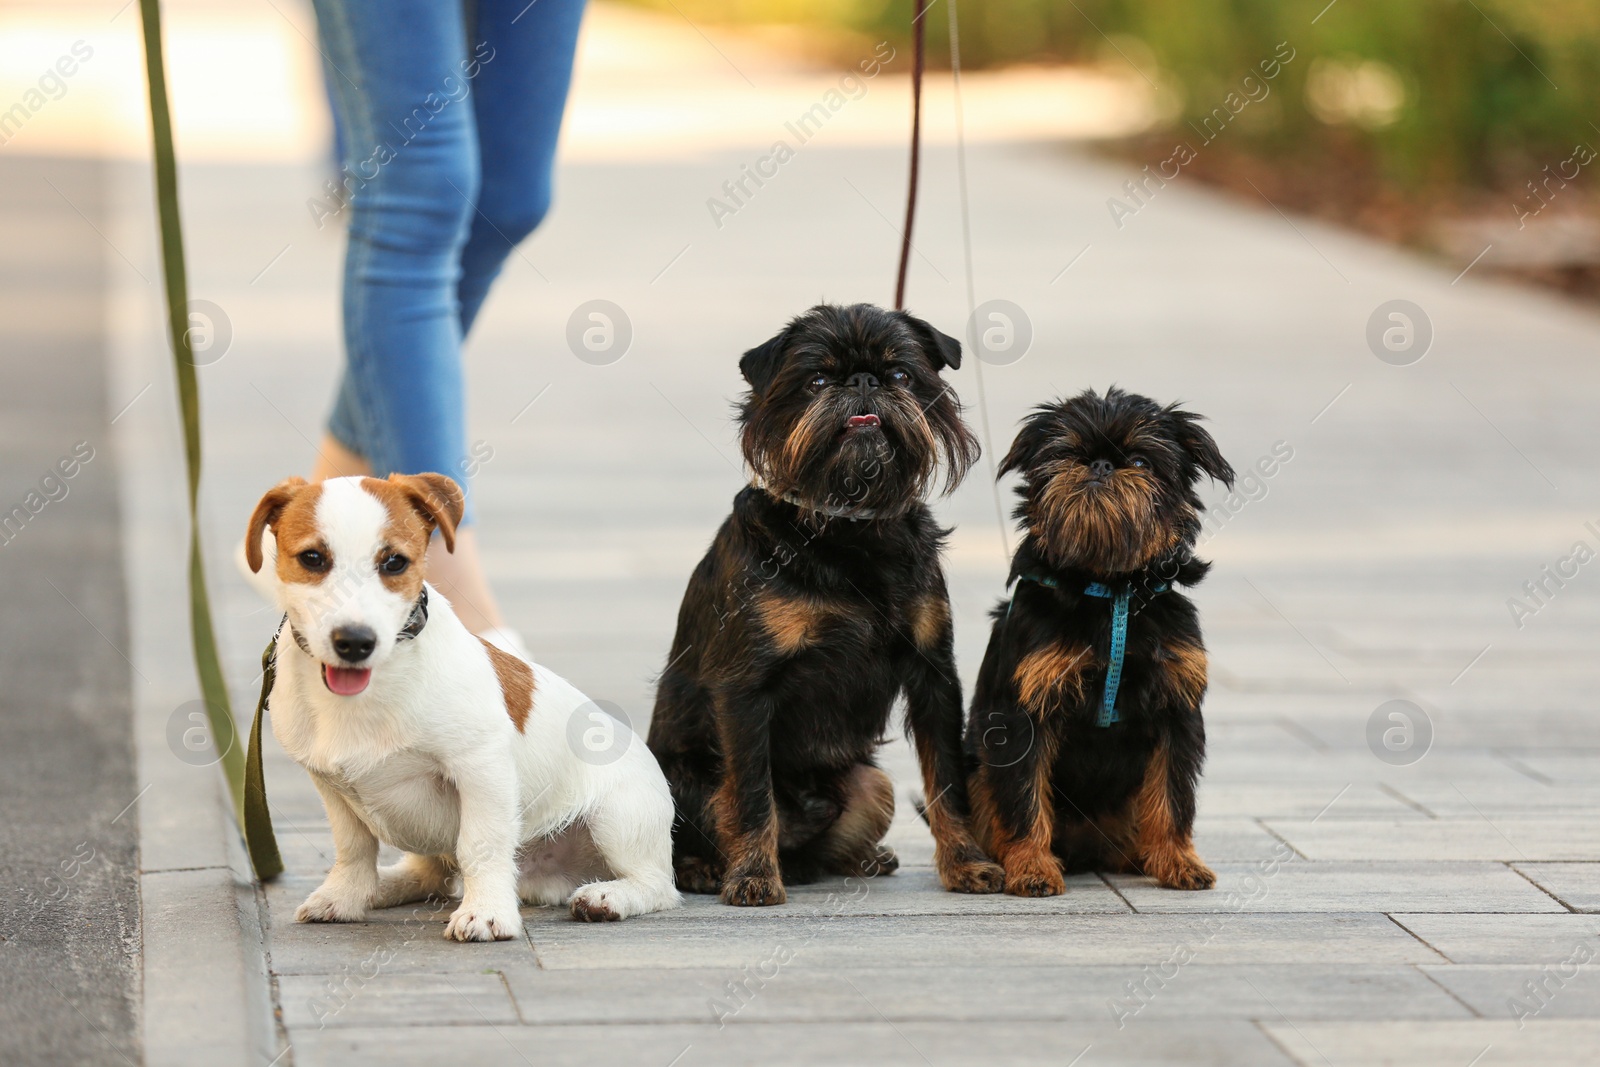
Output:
[1129, 456, 1149, 469]
[809, 374, 829, 390]
[887, 368, 910, 386]
[381, 554, 409, 575]
[297, 549, 327, 571]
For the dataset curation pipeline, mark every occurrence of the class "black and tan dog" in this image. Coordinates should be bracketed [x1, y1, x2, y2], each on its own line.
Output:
[967, 387, 1235, 895]
[647, 303, 1004, 905]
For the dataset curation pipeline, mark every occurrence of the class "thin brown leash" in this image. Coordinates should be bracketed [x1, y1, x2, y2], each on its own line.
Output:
[893, 0, 928, 311]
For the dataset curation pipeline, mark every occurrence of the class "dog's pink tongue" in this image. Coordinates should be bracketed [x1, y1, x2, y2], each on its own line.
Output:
[323, 665, 372, 696]
[847, 414, 881, 429]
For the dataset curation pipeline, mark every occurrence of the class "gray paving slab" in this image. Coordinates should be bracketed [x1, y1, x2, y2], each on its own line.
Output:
[1510, 753, 1600, 785]
[1263, 1020, 1600, 1067]
[1514, 864, 1600, 912]
[1422, 964, 1600, 1023]
[1390, 914, 1600, 964]
[521, 913, 1439, 970]
[1263, 818, 1600, 862]
[1385, 782, 1600, 819]
[1191, 782, 1423, 819]
[266, 903, 540, 976]
[1206, 749, 1543, 787]
[278, 973, 520, 1029]
[289, 1020, 1295, 1067]
[1110, 862, 1565, 914]
[498, 964, 1468, 1025]
[1190, 817, 1303, 861]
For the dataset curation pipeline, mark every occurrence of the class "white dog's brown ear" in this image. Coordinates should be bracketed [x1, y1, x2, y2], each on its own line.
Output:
[389, 473, 464, 553]
[245, 476, 308, 573]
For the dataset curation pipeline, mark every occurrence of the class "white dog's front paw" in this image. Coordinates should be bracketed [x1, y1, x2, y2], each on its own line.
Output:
[569, 883, 626, 923]
[444, 901, 523, 942]
[294, 884, 370, 924]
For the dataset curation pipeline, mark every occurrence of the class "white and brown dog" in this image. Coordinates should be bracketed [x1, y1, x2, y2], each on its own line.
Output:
[245, 472, 680, 940]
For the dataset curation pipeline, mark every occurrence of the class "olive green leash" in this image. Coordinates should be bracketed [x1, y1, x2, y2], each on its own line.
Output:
[138, 0, 282, 880]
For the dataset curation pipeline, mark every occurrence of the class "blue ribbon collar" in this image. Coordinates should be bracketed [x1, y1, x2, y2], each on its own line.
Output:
[1011, 571, 1169, 728]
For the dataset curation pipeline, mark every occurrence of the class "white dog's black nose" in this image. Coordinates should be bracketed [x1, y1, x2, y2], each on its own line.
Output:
[330, 625, 377, 663]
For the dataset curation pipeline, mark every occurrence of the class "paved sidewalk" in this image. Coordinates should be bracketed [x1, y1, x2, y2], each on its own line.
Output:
[34, 5, 1593, 1066]
[95, 118, 1600, 1065]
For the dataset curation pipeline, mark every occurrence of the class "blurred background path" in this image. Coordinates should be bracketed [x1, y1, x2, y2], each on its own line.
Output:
[4, 1, 1600, 1064]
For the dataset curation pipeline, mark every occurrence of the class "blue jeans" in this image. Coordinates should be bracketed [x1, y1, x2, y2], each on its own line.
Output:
[314, 0, 586, 521]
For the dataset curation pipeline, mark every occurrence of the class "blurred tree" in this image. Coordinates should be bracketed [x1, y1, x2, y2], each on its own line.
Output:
[625, 0, 1600, 193]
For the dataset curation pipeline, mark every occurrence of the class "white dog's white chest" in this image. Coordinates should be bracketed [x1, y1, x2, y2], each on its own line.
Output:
[317, 751, 462, 857]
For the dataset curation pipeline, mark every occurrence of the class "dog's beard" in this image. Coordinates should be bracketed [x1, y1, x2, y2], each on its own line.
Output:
[1033, 461, 1180, 573]
[746, 386, 970, 515]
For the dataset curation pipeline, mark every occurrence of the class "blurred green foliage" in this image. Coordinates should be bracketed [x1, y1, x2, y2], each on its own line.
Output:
[626, 0, 1600, 190]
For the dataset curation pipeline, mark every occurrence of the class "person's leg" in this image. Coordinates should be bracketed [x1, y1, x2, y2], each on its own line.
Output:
[313, 0, 507, 633]
[434, 0, 585, 636]
[455, 0, 587, 334]
[310, 432, 370, 482]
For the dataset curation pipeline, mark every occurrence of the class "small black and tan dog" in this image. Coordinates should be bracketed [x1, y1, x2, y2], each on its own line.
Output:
[967, 387, 1235, 895]
[648, 303, 1004, 905]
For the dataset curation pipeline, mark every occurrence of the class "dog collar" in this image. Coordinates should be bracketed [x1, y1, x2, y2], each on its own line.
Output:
[397, 586, 429, 641]
[282, 586, 430, 660]
[1009, 573, 1169, 728]
[752, 481, 890, 521]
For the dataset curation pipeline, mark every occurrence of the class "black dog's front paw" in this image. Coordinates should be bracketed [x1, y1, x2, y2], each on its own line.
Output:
[941, 856, 1005, 894]
[674, 856, 724, 895]
[1004, 854, 1066, 897]
[721, 872, 787, 907]
[859, 844, 899, 878]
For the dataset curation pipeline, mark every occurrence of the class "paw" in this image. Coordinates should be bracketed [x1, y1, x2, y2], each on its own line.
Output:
[720, 872, 787, 907]
[1154, 856, 1216, 891]
[1004, 858, 1066, 897]
[374, 865, 446, 909]
[569, 886, 623, 923]
[444, 902, 523, 942]
[294, 884, 369, 923]
[940, 857, 1005, 894]
[674, 856, 724, 895]
[858, 845, 899, 878]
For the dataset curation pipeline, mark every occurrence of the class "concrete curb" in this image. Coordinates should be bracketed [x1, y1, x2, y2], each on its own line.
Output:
[110, 159, 286, 1067]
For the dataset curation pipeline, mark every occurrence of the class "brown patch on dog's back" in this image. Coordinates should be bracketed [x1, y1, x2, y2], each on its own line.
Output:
[1013, 643, 1094, 711]
[479, 638, 535, 733]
